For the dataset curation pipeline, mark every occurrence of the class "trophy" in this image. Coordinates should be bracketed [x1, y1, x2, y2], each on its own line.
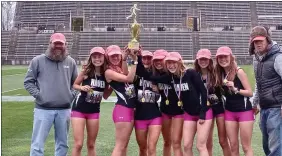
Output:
[126, 3, 141, 50]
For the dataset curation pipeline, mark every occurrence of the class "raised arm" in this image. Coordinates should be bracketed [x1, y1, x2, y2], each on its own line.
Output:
[105, 54, 138, 83]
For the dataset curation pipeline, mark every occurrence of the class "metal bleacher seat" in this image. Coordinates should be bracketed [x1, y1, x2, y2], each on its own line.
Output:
[197, 2, 251, 27]
[256, 2, 282, 26]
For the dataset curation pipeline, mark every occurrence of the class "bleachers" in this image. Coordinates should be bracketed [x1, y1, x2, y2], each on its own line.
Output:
[198, 31, 251, 59]
[15, 2, 282, 29]
[271, 30, 282, 45]
[197, 2, 251, 27]
[78, 31, 193, 60]
[17, 2, 76, 27]
[82, 1, 134, 28]
[14, 32, 73, 60]
[1, 31, 11, 60]
[138, 2, 190, 28]
[256, 2, 282, 26]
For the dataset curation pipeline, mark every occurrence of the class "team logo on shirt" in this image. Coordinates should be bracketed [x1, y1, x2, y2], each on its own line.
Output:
[125, 84, 136, 99]
[137, 90, 158, 103]
[139, 79, 152, 88]
[173, 83, 189, 91]
[85, 90, 103, 103]
[158, 83, 172, 90]
[90, 79, 105, 88]
[85, 79, 105, 103]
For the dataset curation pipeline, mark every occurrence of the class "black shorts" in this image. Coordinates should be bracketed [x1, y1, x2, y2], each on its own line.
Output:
[211, 103, 225, 118]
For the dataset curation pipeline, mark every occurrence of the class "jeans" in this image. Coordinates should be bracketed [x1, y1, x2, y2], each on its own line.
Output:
[260, 108, 282, 156]
[30, 108, 71, 156]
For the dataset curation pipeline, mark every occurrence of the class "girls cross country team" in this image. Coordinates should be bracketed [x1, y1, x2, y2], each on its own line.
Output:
[71, 45, 255, 156]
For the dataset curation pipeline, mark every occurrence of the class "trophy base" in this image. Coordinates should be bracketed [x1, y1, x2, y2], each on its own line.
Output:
[128, 41, 139, 50]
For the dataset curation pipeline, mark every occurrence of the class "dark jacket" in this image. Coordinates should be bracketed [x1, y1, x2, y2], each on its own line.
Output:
[254, 42, 282, 109]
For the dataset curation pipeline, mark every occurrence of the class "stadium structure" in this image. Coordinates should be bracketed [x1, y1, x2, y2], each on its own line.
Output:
[1, 1, 282, 65]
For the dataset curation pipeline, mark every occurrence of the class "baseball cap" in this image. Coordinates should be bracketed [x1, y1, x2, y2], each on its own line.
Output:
[141, 50, 153, 57]
[106, 45, 122, 56]
[216, 46, 232, 57]
[196, 49, 211, 59]
[90, 47, 105, 55]
[152, 49, 168, 60]
[250, 26, 269, 43]
[165, 52, 182, 62]
[50, 33, 66, 44]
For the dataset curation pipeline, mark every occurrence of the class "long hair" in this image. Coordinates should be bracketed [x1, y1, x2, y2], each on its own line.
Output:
[215, 54, 238, 87]
[83, 54, 107, 77]
[194, 59, 216, 90]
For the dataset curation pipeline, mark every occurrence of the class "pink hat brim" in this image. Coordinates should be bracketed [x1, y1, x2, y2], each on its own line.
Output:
[152, 55, 165, 60]
[52, 39, 65, 44]
[108, 50, 122, 56]
[197, 55, 211, 59]
[252, 36, 266, 42]
[165, 57, 180, 62]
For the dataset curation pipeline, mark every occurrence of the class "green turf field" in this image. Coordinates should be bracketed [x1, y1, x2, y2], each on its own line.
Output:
[1, 65, 263, 156]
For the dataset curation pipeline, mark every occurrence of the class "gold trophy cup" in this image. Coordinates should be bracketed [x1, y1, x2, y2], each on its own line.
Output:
[126, 4, 141, 50]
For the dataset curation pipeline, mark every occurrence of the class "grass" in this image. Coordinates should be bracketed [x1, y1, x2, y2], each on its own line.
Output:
[2, 101, 264, 156]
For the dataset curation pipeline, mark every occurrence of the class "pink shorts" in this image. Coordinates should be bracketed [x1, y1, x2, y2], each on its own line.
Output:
[112, 104, 134, 123]
[162, 113, 183, 120]
[135, 117, 162, 130]
[224, 110, 255, 122]
[71, 111, 100, 119]
[184, 109, 213, 121]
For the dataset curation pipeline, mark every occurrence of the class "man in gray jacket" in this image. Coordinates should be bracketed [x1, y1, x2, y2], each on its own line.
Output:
[24, 33, 78, 156]
[250, 26, 282, 156]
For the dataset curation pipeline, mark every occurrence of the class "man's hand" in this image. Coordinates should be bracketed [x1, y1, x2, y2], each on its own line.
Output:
[253, 105, 260, 115]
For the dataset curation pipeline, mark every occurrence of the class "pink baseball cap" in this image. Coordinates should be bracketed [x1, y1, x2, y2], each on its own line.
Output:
[152, 49, 168, 60]
[196, 49, 211, 59]
[106, 45, 122, 56]
[50, 33, 66, 44]
[90, 47, 105, 55]
[165, 52, 182, 61]
[216, 46, 233, 57]
[141, 50, 153, 57]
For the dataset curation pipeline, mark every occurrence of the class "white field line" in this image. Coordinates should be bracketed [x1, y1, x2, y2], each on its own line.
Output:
[1, 88, 24, 93]
[2, 73, 26, 77]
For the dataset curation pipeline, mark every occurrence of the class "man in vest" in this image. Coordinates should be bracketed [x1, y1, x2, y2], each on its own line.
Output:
[250, 26, 282, 156]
